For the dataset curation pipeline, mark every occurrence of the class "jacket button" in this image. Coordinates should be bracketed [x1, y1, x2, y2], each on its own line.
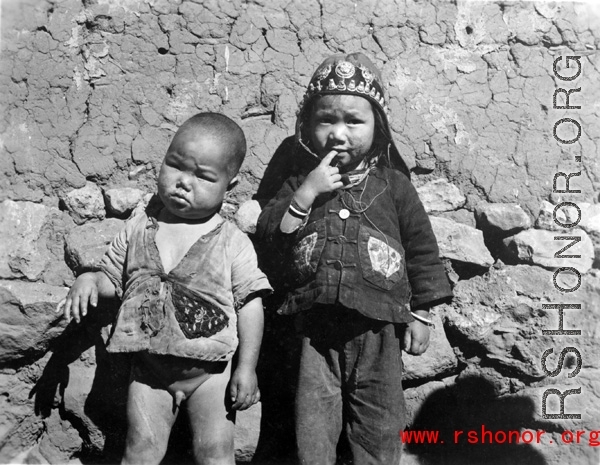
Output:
[333, 260, 343, 271]
[339, 209, 350, 219]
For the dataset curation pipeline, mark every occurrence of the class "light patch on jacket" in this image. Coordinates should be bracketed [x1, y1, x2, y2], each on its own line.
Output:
[368, 236, 401, 278]
[293, 232, 318, 277]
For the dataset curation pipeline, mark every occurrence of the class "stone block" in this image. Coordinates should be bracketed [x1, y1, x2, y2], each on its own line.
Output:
[476, 202, 531, 234]
[503, 228, 594, 273]
[62, 182, 106, 225]
[0, 200, 52, 281]
[537, 201, 599, 234]
[436, 209, 476, 228]
[439, 265, 600, 380]
[430, 216, 494, 267]
[234, 200, 262, 234]
[0, 280, 67, 364]
[417, 179, 466, 213]
[579, 203, 600, 235]
[65, 218, 125, 272]
[104, 188, 145, 217]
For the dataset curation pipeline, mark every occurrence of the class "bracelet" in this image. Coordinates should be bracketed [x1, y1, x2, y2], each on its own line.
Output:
[410, 311, 435, 328]
[288, 198, 310, 218]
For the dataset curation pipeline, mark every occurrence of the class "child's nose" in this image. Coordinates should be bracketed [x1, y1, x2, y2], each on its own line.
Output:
[176, 173, 192, 190]
[329, 122, 348, 142]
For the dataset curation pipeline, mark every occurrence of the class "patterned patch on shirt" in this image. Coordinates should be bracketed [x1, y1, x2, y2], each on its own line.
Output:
[171, 284, 229, 339]
[292, 232, 318, 282]
[140, 287, 164, 336]
[367, 236, 402, 278]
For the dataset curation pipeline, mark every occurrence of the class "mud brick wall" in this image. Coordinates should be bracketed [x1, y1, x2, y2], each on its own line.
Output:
[1, 1, 599, 464]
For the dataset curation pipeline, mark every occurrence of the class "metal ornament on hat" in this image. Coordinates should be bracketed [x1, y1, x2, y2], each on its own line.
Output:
[315, 64, 332, 81]
[335, 61, 356, 79]
[359, 64, 374, 84]
[308, 64, 330, 94]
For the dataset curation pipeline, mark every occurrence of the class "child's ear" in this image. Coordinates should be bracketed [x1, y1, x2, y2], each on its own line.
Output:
[227, 176, 239, 191]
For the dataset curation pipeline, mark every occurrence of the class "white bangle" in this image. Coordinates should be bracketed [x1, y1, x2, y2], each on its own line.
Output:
[410, 311, 435, 328]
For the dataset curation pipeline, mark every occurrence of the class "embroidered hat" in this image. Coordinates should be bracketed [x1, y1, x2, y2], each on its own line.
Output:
[302, 52, 388, 113]
[296, 52, 411, 178]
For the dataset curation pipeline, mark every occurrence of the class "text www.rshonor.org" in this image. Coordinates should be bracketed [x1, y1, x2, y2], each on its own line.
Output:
[400, 427, 600, 446]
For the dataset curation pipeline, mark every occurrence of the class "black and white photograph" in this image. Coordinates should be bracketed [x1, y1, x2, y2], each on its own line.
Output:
[0, 0, 598, 464]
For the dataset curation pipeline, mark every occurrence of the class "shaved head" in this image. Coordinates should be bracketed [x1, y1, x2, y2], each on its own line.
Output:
[172, 112, 247, 179]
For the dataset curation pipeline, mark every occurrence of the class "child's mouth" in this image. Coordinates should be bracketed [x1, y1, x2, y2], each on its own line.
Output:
[170, 192, 189, 205]
[330, 150, 348, 167]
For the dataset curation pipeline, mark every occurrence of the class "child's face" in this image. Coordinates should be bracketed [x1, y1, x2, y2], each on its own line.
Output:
[309, 94, 375, 169]
[157, 131, 235, 220]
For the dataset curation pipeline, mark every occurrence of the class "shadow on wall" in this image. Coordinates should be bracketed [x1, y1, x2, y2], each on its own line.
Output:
[405, 375, 555, 465]
[29, 304, 203, 464]
[250, 302, 299, 465]
[254, 136, 299, 211]
[30, 303, 131, 464]
[250, 136, 303, 464]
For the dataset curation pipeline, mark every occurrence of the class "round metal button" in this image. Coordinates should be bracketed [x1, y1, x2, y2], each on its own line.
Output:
[339, 208, 350, 219]
[333, 261, 343, 271]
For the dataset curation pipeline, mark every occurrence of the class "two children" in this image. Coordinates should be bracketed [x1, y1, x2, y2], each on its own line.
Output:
[57, 113, 272, 465]
[256, 52, 452, 464]
[57, 52, 451, 465]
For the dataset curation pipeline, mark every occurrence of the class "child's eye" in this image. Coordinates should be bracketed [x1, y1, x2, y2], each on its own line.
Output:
[165, 159, 181, 169]
[195, 170, 217, 182]
[348, 119, 364, 125]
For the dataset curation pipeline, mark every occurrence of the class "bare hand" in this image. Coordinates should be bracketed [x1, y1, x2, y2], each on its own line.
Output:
[403, 319, 431, 355]
[56, 273, 99, 323]
[229, 365, 260, 411]
[296, 151, 345, 207]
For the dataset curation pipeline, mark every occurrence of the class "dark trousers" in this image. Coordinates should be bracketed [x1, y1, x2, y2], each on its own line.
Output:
[295, 307, 406, 465]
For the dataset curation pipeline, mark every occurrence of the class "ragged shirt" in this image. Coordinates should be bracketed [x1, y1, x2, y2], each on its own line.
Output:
[98, 203, 272, 362]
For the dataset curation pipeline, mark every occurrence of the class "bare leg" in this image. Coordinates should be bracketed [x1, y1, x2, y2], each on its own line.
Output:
[186, 361, 235, 465]
[121, 375, 179, 465]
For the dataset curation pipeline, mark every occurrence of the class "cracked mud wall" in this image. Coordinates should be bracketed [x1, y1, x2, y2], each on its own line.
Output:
[1, 0, 599, 463]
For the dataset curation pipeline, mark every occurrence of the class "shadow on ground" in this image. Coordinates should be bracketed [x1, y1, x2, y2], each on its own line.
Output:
[405, 375, 556, 465]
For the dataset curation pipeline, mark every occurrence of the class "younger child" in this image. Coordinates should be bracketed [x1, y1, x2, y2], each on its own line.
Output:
[57, 113, 271, 465]
[256, 53, 452, 464]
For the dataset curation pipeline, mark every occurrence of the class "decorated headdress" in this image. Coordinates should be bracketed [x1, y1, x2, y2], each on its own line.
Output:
[296, 52, 410, 178]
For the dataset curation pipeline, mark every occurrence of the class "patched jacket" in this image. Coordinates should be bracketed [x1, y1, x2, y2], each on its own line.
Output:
[98, 203, 272, 362]
[256, 166, 452, 324]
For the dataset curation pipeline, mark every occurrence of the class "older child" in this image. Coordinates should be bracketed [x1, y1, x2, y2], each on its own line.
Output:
[57, 113, 271, 465]
[256, 53, 452, 464]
